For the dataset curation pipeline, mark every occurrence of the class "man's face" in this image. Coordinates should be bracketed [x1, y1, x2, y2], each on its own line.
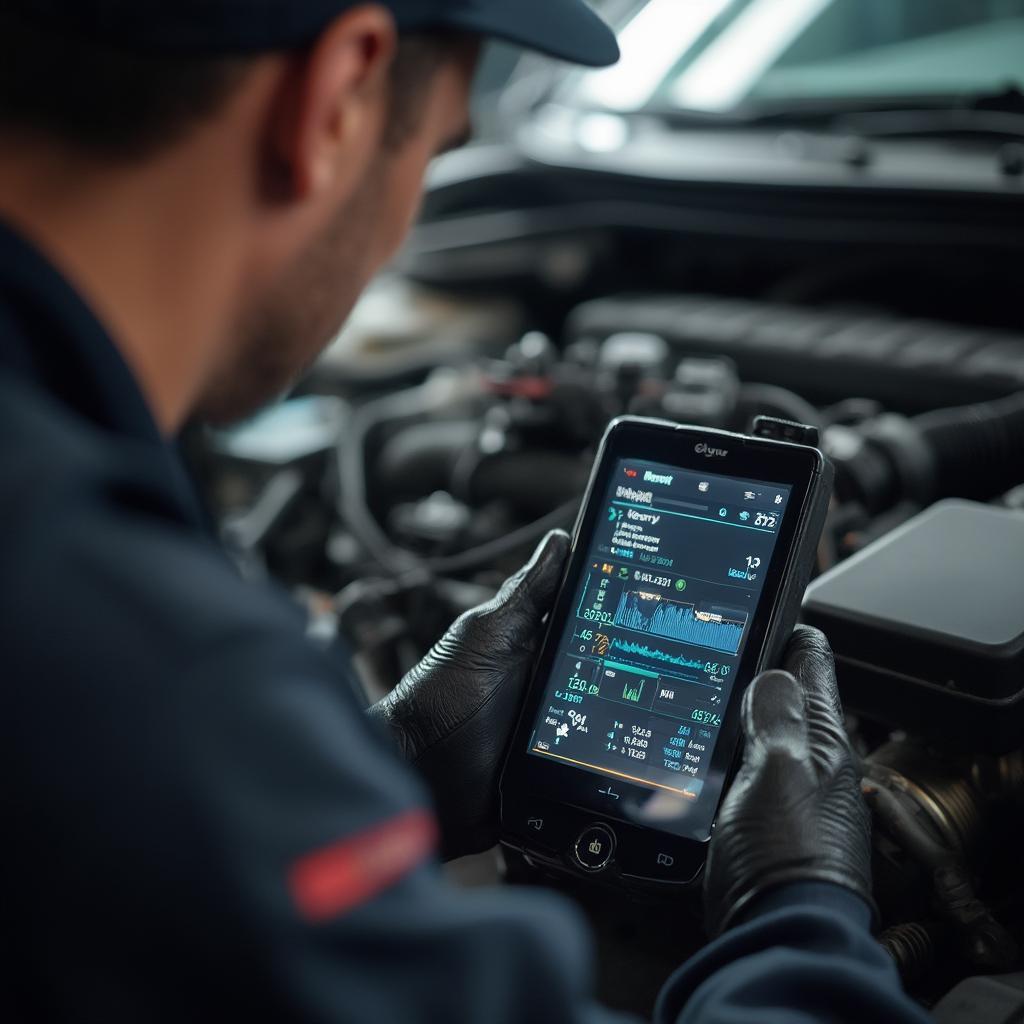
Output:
[198, 45, 476, 424]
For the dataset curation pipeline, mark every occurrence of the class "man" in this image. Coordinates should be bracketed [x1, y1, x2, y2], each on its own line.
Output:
[0, 2, 930, 1021]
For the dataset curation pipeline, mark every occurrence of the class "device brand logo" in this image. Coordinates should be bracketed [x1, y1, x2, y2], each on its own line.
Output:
[694, 442, 729, 458]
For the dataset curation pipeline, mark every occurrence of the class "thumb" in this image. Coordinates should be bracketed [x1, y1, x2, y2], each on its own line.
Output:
[741, 669, 809, 760]
[439, 529, 569, 667]
[493, 529, 570, 623]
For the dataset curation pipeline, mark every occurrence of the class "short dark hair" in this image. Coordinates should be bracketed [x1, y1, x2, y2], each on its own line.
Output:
[0, 10, 460, 160]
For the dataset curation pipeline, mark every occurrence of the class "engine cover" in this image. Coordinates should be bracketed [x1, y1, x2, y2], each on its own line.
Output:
[803, 500, 1024, 752]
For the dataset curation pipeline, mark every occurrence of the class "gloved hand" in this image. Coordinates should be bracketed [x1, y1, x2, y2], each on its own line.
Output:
[704, 625, 873, 936]
[368, 530, 570, 860]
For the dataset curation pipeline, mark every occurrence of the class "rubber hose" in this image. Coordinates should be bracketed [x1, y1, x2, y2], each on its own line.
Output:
[914, 391, 1024, 499]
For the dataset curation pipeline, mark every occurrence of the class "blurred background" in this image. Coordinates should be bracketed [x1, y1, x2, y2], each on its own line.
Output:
[187, 5, 1024, 1015]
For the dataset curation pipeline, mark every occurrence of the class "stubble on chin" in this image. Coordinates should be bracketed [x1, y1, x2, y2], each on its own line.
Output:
[194, 174, 382, 427]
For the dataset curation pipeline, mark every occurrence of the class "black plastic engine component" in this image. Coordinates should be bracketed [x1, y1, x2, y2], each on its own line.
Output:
[826, 392, 1024, 515]
[567, 294, 1024, 412]
[932, 973, 1024, 1024]
[802, 500, 1024, 753]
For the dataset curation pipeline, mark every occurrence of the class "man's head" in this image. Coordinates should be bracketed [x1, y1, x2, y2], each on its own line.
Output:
[202, 17, 479, 423]
[0, 2, 616, 430]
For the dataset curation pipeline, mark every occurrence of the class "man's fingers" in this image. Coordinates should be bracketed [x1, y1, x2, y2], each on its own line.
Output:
[784, 626, 854, 774]
[741, 669, 809, 757]
[783, 625, 835, 687]
[784, 625, 843, 715]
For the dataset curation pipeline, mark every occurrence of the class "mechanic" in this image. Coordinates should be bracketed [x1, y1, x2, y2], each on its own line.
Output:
[0, 3, 932, 1022]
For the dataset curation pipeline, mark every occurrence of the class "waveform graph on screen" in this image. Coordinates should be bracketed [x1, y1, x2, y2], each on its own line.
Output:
[613, 590, 746, 654]
[621, 679, 645, 703]
[609, 638, 705, 672]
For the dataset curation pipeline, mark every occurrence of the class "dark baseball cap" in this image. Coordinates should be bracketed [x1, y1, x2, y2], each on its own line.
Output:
[10, 1, 620, 67]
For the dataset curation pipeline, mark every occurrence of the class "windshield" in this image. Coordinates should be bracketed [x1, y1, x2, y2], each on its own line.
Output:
[571, 0, 1024, 114]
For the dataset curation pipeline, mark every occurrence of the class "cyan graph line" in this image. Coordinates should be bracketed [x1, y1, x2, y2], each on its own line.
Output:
[614, 591, 743, 655]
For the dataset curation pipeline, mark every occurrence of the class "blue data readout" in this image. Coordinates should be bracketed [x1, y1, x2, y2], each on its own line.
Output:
[529, 458, 790, 811]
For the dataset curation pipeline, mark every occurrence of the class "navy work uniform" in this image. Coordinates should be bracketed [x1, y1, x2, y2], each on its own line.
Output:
[0, 219, 931, 1022]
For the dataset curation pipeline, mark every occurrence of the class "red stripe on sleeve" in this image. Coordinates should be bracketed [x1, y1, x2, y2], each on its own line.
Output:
[289, 808, 438, 923]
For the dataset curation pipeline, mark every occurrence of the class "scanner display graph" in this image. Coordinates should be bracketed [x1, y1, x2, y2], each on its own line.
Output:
[621, 680, 645, 703]
[608, 638, 706, 672]
[613, 590, 745, 654]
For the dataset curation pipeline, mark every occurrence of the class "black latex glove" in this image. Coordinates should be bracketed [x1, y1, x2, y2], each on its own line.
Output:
[368, 530, 570, 860]
[704, 625, 873, 936]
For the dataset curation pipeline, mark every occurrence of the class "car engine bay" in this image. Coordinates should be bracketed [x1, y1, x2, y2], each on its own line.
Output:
[190, 145, 1024, 1019]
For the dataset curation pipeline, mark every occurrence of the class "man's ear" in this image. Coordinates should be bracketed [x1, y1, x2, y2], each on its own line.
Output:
[268, 4, 397, 202]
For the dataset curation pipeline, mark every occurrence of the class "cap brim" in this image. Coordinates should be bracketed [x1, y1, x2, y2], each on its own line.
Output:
[443, 0, 620, 68]
[14, 1, 619, 63]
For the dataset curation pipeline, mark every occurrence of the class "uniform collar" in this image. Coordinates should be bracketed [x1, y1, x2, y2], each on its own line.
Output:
[0, 218, 209, 529]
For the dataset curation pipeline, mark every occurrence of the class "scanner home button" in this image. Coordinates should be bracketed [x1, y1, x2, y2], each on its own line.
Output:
[573, 824, 615, 872]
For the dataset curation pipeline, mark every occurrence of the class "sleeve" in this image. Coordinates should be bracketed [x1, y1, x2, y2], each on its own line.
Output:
[6, 469, 633, 1024]
[166, 628, 637, 1024]
[653, 883, 933, 1024]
